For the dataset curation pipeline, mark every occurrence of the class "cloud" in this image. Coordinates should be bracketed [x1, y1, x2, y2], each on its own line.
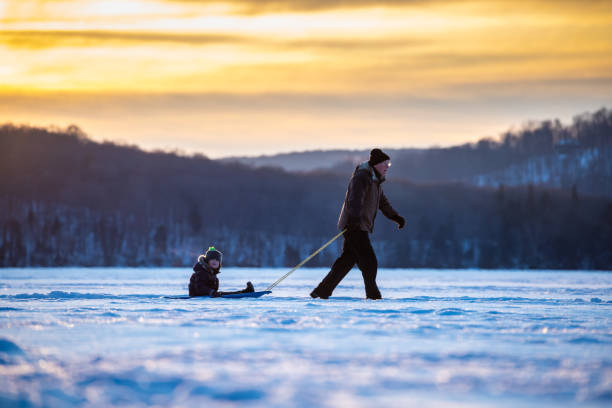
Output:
[0, 30, 247, 49]
[0, 29, 433, 53]
[4, 28, 605, 68]
[3, 85, 610, 116]
[2, 0, 610, 132]
[168, 0, 447, 14]
[166, 0, 610, 15]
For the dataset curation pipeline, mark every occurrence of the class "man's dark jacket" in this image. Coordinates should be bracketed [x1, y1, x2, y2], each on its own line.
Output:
[337, 161, 400, 233]
[189, 257, 219, 297]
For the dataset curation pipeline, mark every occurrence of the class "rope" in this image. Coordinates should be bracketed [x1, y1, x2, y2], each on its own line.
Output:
[265, 229, 347, 291]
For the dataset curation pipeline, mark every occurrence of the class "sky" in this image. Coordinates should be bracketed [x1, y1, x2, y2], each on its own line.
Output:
[1, 0, 611, 158]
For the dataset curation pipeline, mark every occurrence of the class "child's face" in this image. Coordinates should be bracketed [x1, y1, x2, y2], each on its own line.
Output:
[208, 259, 220, 269]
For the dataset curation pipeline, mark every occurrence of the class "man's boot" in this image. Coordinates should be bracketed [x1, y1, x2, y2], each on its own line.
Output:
[310, 289, 329, 299]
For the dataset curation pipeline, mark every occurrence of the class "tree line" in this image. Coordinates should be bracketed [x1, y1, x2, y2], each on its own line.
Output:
[1, 119, 611, 269]
[327, 108, 612, 197]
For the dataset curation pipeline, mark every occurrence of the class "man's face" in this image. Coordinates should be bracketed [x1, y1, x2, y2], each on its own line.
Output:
[374, 160, 391, 178]
[208, 259, 220, 269]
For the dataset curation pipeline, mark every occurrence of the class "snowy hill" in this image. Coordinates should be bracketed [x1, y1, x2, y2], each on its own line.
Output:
[222, 149, 417, 173]
[468, 146, 612, 197]
[222, 149, 368, 172]
[221, 108, 612, 198]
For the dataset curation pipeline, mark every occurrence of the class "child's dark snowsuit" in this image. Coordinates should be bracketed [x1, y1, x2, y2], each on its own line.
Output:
[189, 258, 220, 297]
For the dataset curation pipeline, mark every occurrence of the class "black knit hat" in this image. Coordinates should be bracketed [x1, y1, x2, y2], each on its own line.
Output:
[368, 148, 390, 166]
[204, 246, 223, 263]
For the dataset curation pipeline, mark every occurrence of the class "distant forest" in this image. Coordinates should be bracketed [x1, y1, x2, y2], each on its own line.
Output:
[1, 108, 611, 269]
[329, 108, 612, 197]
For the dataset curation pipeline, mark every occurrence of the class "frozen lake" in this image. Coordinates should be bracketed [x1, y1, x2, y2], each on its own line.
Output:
[1, 267, 611, 407]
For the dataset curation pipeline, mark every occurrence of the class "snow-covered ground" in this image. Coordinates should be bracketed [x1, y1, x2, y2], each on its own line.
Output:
[1, 268, 611, 407]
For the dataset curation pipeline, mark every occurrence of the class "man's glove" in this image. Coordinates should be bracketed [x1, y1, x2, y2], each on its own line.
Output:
[393, 215, 406, 230]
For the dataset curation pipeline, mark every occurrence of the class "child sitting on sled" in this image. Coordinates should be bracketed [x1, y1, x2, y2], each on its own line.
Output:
[189, 246, 254, 297]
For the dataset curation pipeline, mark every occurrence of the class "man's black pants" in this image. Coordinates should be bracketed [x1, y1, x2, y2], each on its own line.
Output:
[313, 230, 381, 299]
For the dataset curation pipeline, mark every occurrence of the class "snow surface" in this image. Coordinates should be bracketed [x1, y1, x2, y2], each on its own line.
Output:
[1, 267, 611, 407]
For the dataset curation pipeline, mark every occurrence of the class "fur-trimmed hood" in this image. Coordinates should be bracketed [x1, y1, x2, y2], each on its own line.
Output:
[197, 255, 221, 274]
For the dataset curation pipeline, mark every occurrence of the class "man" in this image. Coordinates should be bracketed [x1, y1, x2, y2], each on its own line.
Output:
[311, 148, 405, 300]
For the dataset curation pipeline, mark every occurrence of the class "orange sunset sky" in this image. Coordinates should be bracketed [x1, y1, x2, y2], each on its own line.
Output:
[1, 0, 611, 157]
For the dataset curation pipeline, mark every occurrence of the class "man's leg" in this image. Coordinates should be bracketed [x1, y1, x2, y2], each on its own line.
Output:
[354, 232, 381, 299]
[311, 232, 358, 298]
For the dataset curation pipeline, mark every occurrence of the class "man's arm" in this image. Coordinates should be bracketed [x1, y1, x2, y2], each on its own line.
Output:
[379, 191, 405, 229]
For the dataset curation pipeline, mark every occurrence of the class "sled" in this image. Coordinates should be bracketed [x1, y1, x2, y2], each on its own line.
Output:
[164, 291, 271, 300]
[221, 290, 272, 298]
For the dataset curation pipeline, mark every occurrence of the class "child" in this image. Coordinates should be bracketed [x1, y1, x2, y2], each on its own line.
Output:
[189, 246, 254, 297]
